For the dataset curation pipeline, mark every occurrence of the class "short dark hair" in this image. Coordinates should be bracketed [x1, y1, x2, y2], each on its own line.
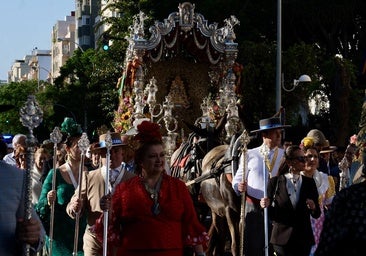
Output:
[134, 140, 163, 175]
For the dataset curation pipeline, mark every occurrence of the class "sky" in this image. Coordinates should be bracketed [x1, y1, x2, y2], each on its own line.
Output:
[0, 0, 76, 81]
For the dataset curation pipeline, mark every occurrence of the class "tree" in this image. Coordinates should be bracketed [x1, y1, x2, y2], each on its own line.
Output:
[49, 0, 366, 146]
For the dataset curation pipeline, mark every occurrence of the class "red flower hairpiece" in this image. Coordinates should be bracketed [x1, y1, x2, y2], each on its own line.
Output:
[135, 121, 162, 143]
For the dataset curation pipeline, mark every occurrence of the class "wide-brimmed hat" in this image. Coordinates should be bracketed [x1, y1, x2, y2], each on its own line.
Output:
[94, 132, 129, 150]
[250, 117, 290, 133]
[306, 129, 327, 147]
[320, 140, 337, 154]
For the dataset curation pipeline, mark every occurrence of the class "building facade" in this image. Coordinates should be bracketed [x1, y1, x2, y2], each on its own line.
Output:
[51, 11, 76, 79]
[7, 0, 116, 84]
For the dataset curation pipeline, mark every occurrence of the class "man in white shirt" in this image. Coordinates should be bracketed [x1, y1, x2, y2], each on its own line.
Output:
[232, 117, 289, 256]
[3, 134, 26, 166]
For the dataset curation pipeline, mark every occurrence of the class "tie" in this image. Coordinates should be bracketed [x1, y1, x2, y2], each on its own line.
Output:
[126, 163, 133, 172]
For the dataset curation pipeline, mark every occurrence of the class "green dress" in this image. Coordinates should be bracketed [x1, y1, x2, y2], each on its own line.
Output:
[36, 168, 86, 255]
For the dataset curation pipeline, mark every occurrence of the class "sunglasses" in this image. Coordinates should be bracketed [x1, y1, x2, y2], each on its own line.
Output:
[292, 156, 306, 163]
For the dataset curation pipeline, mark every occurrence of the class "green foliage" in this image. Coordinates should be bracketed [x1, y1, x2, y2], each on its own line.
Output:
[0, 81, 38, 134]
[239, 40, 277, 129]
[4, 0, 364, 146]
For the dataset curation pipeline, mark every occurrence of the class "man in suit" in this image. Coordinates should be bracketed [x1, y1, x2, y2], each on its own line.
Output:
[67, 132, 135, 256]
[0, 160, 45, 255]
[232, 117, 290, 256]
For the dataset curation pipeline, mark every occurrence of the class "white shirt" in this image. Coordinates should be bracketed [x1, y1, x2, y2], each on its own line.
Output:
[232, 145, 284, 199]
[3, 152, 16, 166]
[30, 166, 42, 206]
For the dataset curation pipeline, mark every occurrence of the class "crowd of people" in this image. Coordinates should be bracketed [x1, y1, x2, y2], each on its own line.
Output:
[232, 117, 365, 256]
[0, 113, 365, 256]
[0, 117, 208, 256]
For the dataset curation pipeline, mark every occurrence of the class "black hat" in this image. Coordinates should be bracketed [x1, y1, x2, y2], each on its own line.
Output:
[250, 117, 290, 133]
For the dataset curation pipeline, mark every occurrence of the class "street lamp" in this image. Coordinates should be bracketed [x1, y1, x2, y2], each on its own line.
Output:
[38, 66, 53, 84]
[32, 65, 53, 89]
[57, 37, 85, 53]
[275, 1, 311, 106]
[275, 0, 282, 112]
[282, 74, 312, 92]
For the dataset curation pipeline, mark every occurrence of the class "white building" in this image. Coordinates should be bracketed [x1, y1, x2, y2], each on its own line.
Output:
[51, 11, 76, 79]
[8, 55, 32, 82]
[8, 49, 51, 84]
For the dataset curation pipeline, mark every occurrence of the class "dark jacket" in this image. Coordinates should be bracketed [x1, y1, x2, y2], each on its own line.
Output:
[267, 175, 321, 247]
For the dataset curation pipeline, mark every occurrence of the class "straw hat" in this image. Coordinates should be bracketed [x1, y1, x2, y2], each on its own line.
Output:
[320, 140, 337, 154]
[93, 132, 129, 150]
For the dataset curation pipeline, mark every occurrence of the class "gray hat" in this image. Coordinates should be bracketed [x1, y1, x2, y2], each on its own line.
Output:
[306, 129, 327, 147]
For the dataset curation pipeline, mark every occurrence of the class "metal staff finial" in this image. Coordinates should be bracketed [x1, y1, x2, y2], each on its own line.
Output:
[103, 131, 113, 256]
[19, 95, 43, 256]
[50, 127, 63, 144]
[48, 126, 63, 256]
[73, 132, 90, 256]
[239, 129, 250, 256]
[260, 143, 270, 159]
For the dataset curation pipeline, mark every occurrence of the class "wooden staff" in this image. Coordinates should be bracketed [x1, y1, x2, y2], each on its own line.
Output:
[260, 144, 270, 256]
[73, 133, 90, 256]
[103, 131, 113, 256]
[19, 95, 43, 256]
[48, 127, 63, 256]
[239, 129, 250, 256]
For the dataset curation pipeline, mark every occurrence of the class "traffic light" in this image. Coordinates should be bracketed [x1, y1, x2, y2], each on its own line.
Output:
[102, 34, 110, 51]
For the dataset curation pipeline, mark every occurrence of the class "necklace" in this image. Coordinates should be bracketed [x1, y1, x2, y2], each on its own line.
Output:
[145, 184, 158, 199]
[143, 174, 163, 215]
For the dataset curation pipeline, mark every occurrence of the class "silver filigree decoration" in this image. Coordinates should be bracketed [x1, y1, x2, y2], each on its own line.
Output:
[50, 127, 63, 144]
[19, 95, 43, 132]
[163, 29, 178, 49]
[132, 11, 148, 40]
[193, 29, 208, 50]
[105, 131, 113, 150]
[20, 95, 43, 256]
[224, 15, 240, 31]
[241, 129, 251, 152]
[260, 143, 270, 159]
[179, 2, 195, 31]
[78, 133, 90, 155]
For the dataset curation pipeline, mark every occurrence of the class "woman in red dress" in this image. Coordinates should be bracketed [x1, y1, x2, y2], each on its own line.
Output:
[97, 121, 208, 256]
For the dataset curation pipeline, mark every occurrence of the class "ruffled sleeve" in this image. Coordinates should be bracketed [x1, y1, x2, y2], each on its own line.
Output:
[178, 180, 209, 248]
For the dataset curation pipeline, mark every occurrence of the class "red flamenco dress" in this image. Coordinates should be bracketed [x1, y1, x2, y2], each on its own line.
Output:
[95, 173, 209, 256]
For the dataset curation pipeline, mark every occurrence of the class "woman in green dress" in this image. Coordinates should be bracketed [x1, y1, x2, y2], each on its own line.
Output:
[36, 118, 87, 255]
